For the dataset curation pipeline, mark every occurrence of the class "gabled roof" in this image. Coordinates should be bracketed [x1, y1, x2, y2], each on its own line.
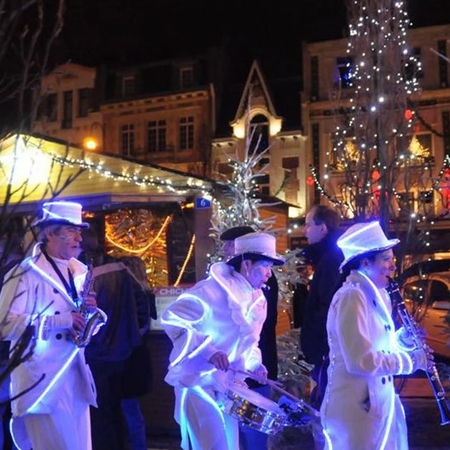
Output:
[232, 60, 279, 123]
[215, 60, 302, 138]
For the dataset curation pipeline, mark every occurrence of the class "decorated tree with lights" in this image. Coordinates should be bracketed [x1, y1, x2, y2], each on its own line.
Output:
[210, 100, 278, 255]
[311, 0, 441, 264]
[309, 0, 450, 387]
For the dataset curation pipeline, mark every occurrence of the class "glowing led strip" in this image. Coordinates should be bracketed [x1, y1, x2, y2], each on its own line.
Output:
[356, 270, 409, 450]
[178, 386, 226, 449]
[26, 348, 79, 413]
[29, 258, 77, 309]
[160, 294, 210, 368]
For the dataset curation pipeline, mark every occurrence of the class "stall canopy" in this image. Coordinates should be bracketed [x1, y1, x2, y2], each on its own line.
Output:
[0, 133, 215, 212]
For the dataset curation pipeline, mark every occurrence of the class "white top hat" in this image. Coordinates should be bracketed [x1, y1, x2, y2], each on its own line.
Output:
[337, 221, 399, 271]
[32, 201, 89, 229]
[227, 232, 285, 266]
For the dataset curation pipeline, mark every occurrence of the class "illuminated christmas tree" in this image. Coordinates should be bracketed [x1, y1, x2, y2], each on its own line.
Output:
[308, 0, 450, 271]
[313, 0, 430, 231]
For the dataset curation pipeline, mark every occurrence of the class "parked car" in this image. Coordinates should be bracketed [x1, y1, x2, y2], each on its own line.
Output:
[401, 271, 450, 359]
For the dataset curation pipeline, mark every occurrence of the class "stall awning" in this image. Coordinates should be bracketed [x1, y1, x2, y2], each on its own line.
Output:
[0, 133, 214, 212]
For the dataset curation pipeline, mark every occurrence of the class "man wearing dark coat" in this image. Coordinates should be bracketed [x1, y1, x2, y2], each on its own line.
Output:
[300, 206, 343, 409]
[79, 227, 148, 450]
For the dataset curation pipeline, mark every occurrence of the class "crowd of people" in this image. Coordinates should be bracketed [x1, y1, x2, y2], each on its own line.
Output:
[0, 200, 436, 450]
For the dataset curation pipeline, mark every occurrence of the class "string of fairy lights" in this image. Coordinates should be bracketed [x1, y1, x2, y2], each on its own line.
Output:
[49, 152, 212, 196]
[322, 0, 419, 206]
[309, 0, 450, 254]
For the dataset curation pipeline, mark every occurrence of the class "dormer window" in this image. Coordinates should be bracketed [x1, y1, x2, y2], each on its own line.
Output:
[180, 67, 193, 89]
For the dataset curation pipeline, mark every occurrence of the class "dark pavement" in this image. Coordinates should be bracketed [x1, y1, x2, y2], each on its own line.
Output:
[146, 398, 450, 449]
[146, 376, 450, 449]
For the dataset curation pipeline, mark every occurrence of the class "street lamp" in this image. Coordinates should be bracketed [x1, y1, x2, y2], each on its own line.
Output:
[84, 121, 105, 151]
[83, 137, 99, 151]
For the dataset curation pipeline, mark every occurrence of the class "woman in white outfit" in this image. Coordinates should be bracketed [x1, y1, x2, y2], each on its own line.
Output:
[320, 221, 433, 450]
[161, 232, 284, 450]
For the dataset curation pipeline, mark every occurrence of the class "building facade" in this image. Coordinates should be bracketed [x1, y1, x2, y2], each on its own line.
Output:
[31, 24, 450, 256]
[301, 24, 450, 221]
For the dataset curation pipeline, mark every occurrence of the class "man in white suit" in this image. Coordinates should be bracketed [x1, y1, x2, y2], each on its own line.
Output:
[161, 232, 284, 450]
[0, 201, 102, 450]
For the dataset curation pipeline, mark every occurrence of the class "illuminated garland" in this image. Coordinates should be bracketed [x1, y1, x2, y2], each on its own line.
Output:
[49, 152, 212, 195]
[174, 234, 196, 287]
[105, 214, 172, 254]
[317, 0, 422, 222]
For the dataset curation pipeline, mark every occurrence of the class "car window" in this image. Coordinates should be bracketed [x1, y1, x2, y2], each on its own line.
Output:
[403, 280, 429, 306]
[429, 280, 450, 304]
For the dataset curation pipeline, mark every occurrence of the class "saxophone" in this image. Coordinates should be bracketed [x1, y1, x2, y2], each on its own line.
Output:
[73, 261, 107, 347]
[387, 277, 450, 426]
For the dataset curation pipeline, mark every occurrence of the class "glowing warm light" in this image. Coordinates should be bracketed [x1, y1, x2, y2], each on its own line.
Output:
[0, 136, 52, 186]
[84, 137, 98, 151]
[404, 109, 413, 120]
[288, 206, 302, 219]
[174, 234, 196, 286]
[269, 118, 282, 136]
[232, 120, 246, 139]
[105, 214, 172, 254]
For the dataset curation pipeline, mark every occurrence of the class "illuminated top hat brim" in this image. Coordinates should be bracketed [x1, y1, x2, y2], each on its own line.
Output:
[227, 232, 285, 266]
[338, 221, 399, 272]
[32, 201, 89, 229]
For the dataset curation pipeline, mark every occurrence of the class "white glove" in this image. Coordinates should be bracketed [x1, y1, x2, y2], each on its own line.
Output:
[41, 312, 73, 340]
[249, 364, 268, 384]
[409, 348, 429, 373]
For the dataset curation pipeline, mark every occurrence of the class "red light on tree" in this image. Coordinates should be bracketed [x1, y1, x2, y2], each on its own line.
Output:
[306, 176, 315, 186]
[404, 109, 413, 120]
[372, 170, 381, 181]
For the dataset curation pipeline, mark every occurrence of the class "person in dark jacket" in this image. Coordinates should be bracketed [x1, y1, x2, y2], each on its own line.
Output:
[79, 228, 148, 450]
[300, 206, 343, 450]
[120, 255, 156, 450]
[220, 226, 279, 450]
[300, 206, 343, 410]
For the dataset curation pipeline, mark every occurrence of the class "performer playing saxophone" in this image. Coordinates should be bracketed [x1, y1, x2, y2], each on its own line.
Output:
[0, 201, 100, 450]
[321, 222, 434, 450]
[73, 261, 107, 348]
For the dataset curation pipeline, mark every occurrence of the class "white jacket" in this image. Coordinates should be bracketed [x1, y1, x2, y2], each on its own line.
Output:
[161, 262, 267, 449]
[321, 270, 411, 450]
[0, 243, 97, 417]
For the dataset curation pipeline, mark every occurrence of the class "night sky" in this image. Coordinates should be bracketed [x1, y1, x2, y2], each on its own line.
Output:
[56, 0, 450, 69]
[1, 0, 449, 130]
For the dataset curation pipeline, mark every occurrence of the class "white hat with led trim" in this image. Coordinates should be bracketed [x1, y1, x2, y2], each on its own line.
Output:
[227, 232, 285, 266]
[337, 221, 399, 271]
[32, 201, 89, 229]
